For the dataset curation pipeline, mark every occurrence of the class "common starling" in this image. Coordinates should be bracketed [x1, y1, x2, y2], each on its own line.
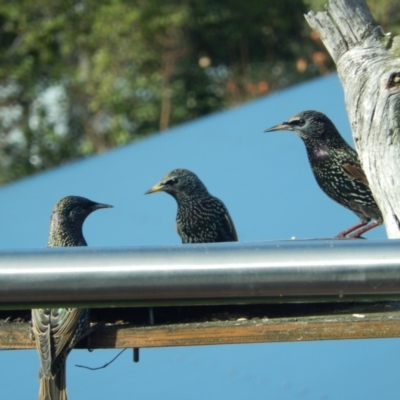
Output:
[31, 196, 112, 400]
[265, 110, 383, 238]
[145, 168, 238, 243]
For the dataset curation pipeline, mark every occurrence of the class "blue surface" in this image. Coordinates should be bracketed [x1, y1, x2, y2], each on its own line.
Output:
[0, 74, 395, 399]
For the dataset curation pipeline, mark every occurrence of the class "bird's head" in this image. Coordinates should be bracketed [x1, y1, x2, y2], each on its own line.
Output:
[265, 110, 338, 142]
[145, 168, 208, 199]
[51, 196, 113, 231]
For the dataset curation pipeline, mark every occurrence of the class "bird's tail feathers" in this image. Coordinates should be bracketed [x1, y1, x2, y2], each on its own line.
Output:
[38, 362, 67, 400]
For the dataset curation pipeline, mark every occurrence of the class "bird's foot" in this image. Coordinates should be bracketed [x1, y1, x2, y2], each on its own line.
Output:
[346, 235, 366, 239]
[335, 221, 367, 238]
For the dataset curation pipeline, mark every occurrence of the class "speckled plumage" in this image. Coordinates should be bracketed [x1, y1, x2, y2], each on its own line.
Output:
[146, 169, 237, 243]
[265, 110, 383, 238]
[31, 196, 112, 400]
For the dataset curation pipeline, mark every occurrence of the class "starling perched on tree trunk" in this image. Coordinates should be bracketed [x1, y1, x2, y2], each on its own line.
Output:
[145, 168, 238, 243]
[31, 196, 112, 400]
[265, 110, 383, 238]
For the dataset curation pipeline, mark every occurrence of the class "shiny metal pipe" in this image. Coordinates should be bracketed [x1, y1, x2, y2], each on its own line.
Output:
[1, 239, 400, 309]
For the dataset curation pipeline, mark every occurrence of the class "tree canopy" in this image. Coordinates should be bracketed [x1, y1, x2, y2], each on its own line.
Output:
[0, 0, 351, 183]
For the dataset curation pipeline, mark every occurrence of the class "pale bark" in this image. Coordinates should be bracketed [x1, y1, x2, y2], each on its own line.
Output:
[305, 0, 400, 238]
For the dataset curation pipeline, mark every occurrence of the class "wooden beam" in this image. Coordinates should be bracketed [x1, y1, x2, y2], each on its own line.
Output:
[2, 309, 400, 350]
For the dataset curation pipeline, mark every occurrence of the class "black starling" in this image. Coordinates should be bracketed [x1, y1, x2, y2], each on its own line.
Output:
[31, 196, 112, 400]
[265, 110, 383, 238]
[145, 168, 238, 243]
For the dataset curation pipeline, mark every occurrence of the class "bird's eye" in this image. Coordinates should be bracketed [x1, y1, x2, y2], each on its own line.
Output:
[297, 118, 305, 126]
[69, 206, 84, 218]
[165, 178, 177, 185]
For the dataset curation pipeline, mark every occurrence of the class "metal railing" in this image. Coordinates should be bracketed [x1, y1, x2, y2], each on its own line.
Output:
[1, 239, 400, 309]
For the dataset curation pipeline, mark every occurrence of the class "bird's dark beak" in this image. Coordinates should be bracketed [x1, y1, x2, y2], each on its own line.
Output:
[92, 203, 113, 210]
[264, 122, 289, 133]
[145, 182, 164, 195]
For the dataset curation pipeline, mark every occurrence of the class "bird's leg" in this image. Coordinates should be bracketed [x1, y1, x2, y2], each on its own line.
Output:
[347, 220, 382, 238]
[335, 221, 367, 238]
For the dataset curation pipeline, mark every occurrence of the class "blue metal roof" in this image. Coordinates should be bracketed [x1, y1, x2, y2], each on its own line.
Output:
[0, 74, 385, 250]
[0, 74, 392, 400]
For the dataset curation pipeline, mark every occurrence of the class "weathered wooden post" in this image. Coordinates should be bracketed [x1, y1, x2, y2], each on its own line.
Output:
[305, 0, 400, 238]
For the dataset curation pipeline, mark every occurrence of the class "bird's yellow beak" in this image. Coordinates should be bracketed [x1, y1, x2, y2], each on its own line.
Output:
[264, 123, 289, 133]
[145, 183, 163, 195]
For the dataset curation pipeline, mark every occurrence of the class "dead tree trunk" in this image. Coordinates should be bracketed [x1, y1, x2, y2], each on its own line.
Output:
[305, 0, 400, 238]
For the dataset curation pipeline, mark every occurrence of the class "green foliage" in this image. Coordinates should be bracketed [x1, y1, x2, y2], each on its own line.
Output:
[0, 0, 331, 184]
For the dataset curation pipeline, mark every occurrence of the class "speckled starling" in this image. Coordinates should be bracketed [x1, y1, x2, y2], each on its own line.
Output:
[31, 196, 112, 400]
[145, 168, 238, 243]
[265, 110, 383, 238]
